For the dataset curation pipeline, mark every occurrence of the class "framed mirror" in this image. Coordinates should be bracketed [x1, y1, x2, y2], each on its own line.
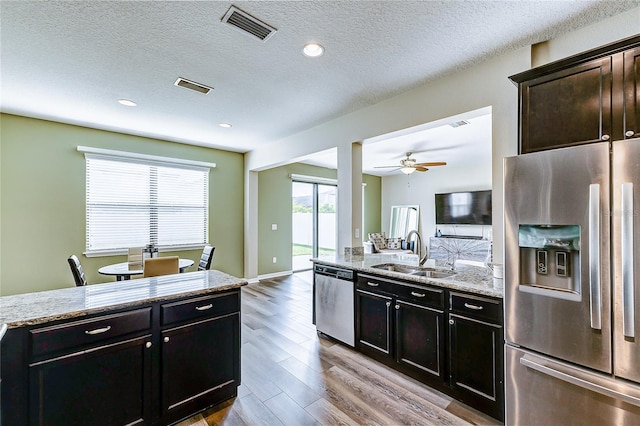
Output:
[389, 205, 420, 238]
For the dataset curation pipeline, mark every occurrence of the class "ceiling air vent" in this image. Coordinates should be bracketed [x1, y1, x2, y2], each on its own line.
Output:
[449, 120, 470, 128]
[174, 77, 212, 95]
[221, 5, 277, 42]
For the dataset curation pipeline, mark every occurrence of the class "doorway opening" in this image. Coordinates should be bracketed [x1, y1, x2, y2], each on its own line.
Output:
[292, 181, 337, 271]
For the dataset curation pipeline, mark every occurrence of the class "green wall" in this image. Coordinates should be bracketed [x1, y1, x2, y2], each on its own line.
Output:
[0, 114, 244, 296]
[363, 174, 382, 238]
[257, 163, 380, 275]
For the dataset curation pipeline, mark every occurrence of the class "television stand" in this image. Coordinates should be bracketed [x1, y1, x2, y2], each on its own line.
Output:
[438, 234, 483, 240]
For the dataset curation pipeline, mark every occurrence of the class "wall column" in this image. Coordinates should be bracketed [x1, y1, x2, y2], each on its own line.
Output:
[337, 142, 363, 253]
[244, 167, 258, 282]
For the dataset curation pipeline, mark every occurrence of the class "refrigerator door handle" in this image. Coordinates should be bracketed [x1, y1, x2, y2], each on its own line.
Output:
[520, 355, 640, 408]
[589, 184, 602, 330]
[622, 182, 635, 338]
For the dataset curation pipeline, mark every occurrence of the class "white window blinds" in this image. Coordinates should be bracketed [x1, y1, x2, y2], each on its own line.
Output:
[85, 153, 209, 255]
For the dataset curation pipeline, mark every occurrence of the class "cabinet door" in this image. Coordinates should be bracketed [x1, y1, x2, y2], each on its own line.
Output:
[161, 313, 240, 419]
[623, 46, 640, 139]
[520, 56, 612, 153]
[356, 289, 393, 357]
[29, 335, 152, 426]
[449, 314, 504, 421]
[395, 300, 444, 380]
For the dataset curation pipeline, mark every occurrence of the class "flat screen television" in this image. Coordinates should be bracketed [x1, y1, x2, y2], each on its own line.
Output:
[435, 190, 492, 225]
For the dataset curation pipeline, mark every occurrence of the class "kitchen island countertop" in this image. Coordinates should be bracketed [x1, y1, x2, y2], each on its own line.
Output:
[0, 270, 247, 329]
[312, 253, 503, 298]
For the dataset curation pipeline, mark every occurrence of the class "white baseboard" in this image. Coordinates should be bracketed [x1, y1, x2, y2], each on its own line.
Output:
[248, 270, 293, 282]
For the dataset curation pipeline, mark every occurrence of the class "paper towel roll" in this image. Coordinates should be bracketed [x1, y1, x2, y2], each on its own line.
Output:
[493, 264, 504, 279]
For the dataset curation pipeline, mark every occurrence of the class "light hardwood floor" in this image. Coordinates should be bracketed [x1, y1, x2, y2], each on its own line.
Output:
[178, 271, 501, 426]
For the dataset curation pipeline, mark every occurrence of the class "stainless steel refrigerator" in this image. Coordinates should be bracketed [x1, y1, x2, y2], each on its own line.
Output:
[504, 138, 640, 424]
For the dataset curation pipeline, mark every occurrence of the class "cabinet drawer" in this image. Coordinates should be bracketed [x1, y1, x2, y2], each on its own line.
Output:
[161, 292, 239, 326]
[358, 274, 444, 309]
[30, 307, 151, 358]
[394, 284, 444, 309]
[449, 292, 502, 324]
[357, 274, 397, 296]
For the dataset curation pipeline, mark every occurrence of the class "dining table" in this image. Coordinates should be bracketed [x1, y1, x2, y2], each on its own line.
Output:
[98, 258, 195, 281]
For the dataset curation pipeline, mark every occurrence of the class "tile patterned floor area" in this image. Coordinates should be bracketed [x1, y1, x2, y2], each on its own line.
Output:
[177, 271, 501, 425]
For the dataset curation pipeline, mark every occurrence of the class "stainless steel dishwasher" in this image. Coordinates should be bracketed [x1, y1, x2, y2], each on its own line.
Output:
[313, 264, 355, 347]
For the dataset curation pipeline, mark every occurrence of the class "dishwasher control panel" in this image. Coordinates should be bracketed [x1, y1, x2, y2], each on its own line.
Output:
[314, 264, 354, 281]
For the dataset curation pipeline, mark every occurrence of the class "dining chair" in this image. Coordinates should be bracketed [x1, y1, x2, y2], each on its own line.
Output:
[198, 245, 216, 271]
[143, 256, 179, 278]
[128, 247, 143, 270]
[67, 255, 87, 287]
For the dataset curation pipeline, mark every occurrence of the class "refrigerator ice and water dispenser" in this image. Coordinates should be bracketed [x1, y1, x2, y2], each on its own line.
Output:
[518, 225, 581, 296]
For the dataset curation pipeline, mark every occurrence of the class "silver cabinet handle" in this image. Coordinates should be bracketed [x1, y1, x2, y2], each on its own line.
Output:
[626, 130, 636, 138]
[164, 337, 170, 343]
[367, 282, 379, 287]
[602, 134, 610, 141]
[464, 303, 484, 310]
[449, 319, 454, 325]
[385, 301, 391, 307]
[589, 184, 602, 330]
[146, 342, 152, 348]
[395, 304, 400, 310]
[621, 183, 635, 338]
[85, 326, 111, 335]
[520, 355, 640, 408]
[195, 304, 213, 311]
[410, 292, 426, 298]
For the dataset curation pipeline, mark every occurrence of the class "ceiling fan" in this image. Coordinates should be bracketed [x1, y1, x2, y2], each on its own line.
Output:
[374, 152, 446, 175]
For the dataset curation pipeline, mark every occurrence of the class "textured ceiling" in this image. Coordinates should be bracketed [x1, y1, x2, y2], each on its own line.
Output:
[1, 1, 638, 169]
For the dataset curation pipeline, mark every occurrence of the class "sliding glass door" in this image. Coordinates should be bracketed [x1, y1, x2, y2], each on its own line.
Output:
[292, 181, 337, 271]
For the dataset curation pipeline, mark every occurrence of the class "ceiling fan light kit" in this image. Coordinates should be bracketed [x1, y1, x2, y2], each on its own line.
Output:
[375, 152, 446, 175]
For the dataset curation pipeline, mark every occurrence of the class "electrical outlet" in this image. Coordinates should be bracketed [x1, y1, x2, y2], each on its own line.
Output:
[355, 228, 360, 238]
[272, 257, 277, 263]
[271, 224, 277, 231]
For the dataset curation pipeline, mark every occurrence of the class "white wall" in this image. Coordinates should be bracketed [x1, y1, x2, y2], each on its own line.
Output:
[247, 46, 527, 266]
[382, 161, 492, 252]
[244, 7, 639, 273]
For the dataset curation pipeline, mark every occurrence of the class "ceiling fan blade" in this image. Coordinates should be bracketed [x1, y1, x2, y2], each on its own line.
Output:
[415, 166, 429, 172]
[414, 161, 447, 167]
[374, 165, 401, 169]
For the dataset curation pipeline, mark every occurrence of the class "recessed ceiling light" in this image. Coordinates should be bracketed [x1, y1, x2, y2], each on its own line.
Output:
[219, 123, 232, 128]
[303, 42, 324, 58]
[118, 99, 137, 107]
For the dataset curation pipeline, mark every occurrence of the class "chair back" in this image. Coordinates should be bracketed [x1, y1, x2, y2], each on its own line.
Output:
[198, 245, 215, 271]
[68, 255, 87, 287]
[127, 247, 143, 270]
[143, 256, 179, 278]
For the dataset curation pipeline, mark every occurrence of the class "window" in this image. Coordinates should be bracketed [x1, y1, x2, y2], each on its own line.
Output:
[85, 152, 210, 255]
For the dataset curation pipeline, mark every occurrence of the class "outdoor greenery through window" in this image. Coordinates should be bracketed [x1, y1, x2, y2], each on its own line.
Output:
[292, 181, 337, 270]
[85, 153, 209, 255]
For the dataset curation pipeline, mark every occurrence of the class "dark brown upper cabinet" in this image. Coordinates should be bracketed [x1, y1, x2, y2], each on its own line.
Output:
[510, 35, 640, 154]
[623, 45, 640, 140]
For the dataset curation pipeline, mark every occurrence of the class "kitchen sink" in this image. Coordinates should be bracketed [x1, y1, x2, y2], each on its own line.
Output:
[370, 263, 455, 278]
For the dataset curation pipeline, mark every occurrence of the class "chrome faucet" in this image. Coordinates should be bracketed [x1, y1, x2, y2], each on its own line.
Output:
[406, 230, 428, 266]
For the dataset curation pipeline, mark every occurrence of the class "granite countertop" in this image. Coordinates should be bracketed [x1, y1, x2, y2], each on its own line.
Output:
[312, 253, 503, 298]
[0, 270, 248, 329]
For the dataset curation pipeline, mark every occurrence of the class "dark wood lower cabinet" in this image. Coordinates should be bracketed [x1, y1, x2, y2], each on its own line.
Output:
[356, 289, 393, 357]
[356, 275, 446, 385]
[449, 313, 504, 421]
[1, 289, 241, 426]
[162, 313, 240, 423]
[355, 273, 503, 421]
[29, 335, 152, 426]
[395, 300, 444, 379]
